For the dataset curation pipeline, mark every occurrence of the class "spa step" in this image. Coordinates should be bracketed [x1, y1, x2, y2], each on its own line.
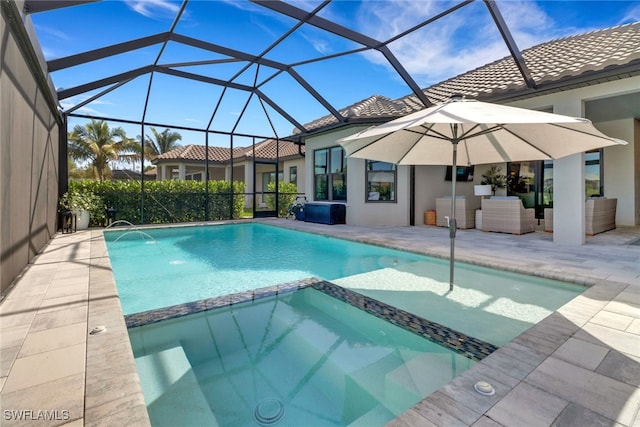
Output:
[135, 345, 219, 427]
[383, 352, 461, 413]
[347, 404, 395, 427]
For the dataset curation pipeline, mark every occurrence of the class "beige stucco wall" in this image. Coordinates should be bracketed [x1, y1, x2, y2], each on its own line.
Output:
[305, 127, 510, 226]
[596, 118, 636, 226]
[305, 126, 412, 226]
[284, 157, 305, 193]
[511, 76, 640, 227]
[413, 164, 488, 225]
[304, 76, 638, 230]
[1, 8, 61, 294]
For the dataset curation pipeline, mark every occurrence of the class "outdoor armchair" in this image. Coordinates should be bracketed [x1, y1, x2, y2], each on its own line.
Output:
[481, 197, 535, 234]
[435, 196, 480, 229]
[544, 198, 617, 235]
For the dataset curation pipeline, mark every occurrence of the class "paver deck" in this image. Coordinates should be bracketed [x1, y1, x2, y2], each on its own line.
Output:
[1, 219, 639, 426]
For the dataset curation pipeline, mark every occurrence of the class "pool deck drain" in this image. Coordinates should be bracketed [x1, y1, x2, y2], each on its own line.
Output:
[0, 219, 639, 426]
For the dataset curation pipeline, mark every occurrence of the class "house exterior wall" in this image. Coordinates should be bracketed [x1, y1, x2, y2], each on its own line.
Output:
[1, 8, 60, 294]
[413, 164, 488, 225]
[597, 118, 637, 226]
[303, 76, 638, 232]
[304, 127, 411, 226]
[510, 75, 639, 228]
[284, 157, 305, 194]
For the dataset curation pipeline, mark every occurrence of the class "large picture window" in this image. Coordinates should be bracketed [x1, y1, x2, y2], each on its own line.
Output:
[366, 160, 396, 202]
[314, 146, 347, 201]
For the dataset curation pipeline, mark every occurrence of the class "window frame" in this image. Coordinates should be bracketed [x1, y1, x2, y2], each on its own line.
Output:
[314, 146, 347, 202]
[365, 160, 397, 203]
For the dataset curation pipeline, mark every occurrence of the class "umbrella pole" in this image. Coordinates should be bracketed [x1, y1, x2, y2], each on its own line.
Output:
[449, 138, 458, 292]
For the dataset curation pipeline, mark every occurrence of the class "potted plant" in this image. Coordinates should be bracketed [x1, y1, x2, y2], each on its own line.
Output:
[59, 190, 103, 230]
[481, 165, 507, 196]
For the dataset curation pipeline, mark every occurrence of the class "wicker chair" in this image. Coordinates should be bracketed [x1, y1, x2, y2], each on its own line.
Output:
[435, 196, 480, 229]
[481, 197, 535, 235]
[544, 198, 617, 235]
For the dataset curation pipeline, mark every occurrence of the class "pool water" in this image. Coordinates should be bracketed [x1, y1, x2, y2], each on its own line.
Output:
[332, 261, 583, 346]
[105, 223, 426, 314]
[129, 288, 475, 427]
[107, 222, 584, 346]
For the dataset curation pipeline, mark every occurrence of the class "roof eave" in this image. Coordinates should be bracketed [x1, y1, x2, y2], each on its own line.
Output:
[481, 62, 640, 103]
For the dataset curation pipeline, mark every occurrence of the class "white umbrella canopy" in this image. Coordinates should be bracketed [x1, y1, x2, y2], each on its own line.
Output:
[338, 97, 627, 291]
[339, 98, 626, 166]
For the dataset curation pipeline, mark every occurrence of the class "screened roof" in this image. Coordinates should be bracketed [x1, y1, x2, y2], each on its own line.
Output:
[23, 0, 636, 142]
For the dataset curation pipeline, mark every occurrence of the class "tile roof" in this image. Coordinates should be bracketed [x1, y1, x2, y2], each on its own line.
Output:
[414, 21, 640, 104]
[152, 139, 304, 164]
[301, 22, 640, 133]
[237, 138, 305, 160]
[153, 144, 239, 163]
[299, 95, 416, 133]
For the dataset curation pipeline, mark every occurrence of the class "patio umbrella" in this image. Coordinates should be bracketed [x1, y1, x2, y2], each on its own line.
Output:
[338, 96, 627, 291]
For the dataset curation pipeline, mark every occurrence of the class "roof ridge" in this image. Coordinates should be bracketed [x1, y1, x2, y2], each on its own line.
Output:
[535, 21, 640, 46]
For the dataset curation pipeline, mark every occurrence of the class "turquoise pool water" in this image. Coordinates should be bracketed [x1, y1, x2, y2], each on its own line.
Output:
[105, 223, 425, 314]
[129, 288, 475, 427]
[107, 222, 584, 346]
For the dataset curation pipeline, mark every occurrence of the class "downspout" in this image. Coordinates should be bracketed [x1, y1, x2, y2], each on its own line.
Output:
[409, 165, 415, 226]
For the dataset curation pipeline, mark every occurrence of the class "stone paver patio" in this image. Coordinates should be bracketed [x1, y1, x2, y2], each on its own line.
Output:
[1, 219, 639, 426]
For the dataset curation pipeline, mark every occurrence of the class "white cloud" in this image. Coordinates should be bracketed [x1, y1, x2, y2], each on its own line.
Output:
[621, 3, 640, 23]
[355, 0, 512, 86]
[125, 0, 181, 19]
[351, 0, 629, 87]
[300, 33, 331, 55]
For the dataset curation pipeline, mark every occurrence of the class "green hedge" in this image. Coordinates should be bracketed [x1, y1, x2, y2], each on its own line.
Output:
[68, 179, 246, 226]
[266, 181, 299, 217]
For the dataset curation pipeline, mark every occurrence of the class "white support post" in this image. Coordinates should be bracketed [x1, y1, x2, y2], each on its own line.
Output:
[553, 100, 586, 246]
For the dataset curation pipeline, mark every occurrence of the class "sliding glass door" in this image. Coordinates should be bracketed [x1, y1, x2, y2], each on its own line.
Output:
[507, 150, 602, 219]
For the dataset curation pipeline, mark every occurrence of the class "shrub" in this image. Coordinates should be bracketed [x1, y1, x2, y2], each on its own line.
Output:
[59, 188, 105, 225]
[67, 179, 246, 225]
[266, 181, 299, 217]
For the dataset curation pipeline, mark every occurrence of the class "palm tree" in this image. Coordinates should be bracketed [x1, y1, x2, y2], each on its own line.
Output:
[144, 127, 182, 160]
[68, 120, 137, 181]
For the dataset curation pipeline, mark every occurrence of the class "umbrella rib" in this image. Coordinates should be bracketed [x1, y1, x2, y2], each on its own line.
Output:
[548, 122, 620, 142]
[348, 133, 391, 157]
[498, 126, 553, 158]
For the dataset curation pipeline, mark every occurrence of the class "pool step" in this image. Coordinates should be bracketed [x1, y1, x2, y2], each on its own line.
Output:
[347, 350, 460, 417]
[384, 352, 460, 412]
[135, 345, 220, 427]
[347, 404, 395, 427]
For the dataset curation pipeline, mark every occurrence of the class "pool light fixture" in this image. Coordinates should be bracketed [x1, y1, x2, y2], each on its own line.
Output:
[89, 325, 107, 335]
[474, 380, 495, 396]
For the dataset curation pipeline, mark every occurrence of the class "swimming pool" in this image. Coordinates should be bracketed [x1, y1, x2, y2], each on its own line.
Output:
[129, 287, 476, 427]
[106, 222, 583, 346]
[113, 222, 584, 426]
[105, 223, 426, 314]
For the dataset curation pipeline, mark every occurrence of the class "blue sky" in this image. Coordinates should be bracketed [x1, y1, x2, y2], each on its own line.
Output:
[31, 0, 640, 149]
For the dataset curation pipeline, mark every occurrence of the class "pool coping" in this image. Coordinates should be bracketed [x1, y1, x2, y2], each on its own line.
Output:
[1, 219, 638, 426]
[93, 220, 636, 426]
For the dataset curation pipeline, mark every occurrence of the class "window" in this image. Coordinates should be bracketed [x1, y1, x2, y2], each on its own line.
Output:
[262, 170, 284, 192]
[314, 146, 347, 201]
[366, 160, 396, 202]
[289, 166, 297, 185]
[585, 150, 602, 196]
